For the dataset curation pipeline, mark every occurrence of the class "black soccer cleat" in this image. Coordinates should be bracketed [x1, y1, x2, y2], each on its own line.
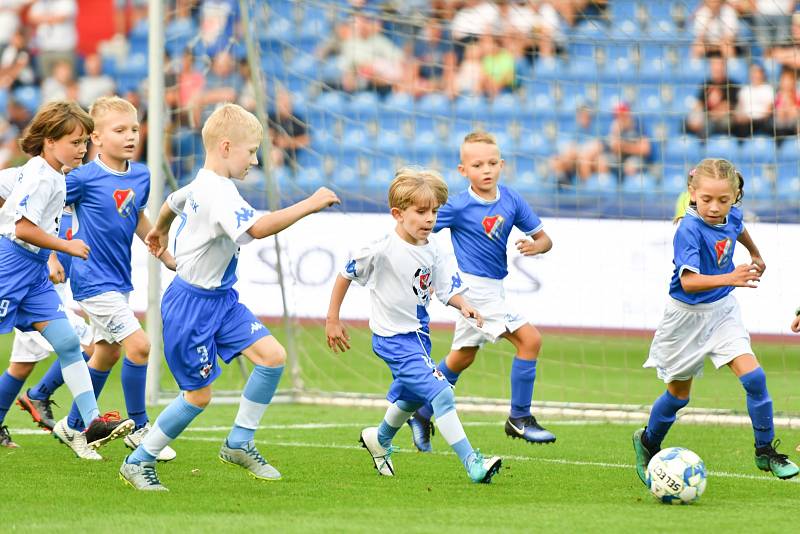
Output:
[84, 411, 135, 449]
[505, 415, 556, 444]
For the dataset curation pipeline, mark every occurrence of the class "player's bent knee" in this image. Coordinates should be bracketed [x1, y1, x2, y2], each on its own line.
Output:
[41, 320, 81, 356]
[246, 337, 287, 367]
[184, 388, 211, 408]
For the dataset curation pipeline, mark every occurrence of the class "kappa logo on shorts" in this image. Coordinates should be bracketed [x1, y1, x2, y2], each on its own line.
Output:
[113, 189, 136, 217]
[250, 322, 264, 334]
[482, 214, 505, 240]
[57, 304, 65, 312]
[714, 237, 733, 267]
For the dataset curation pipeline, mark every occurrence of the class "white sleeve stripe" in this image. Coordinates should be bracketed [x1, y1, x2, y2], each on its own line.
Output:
[678, 265, 700, 277]
[525, 223, 544, 236]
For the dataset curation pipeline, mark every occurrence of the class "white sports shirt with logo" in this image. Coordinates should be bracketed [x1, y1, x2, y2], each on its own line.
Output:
[0, 166, 20, 201]
[342, 230, 468, 337]
[166, 168, 257, 290]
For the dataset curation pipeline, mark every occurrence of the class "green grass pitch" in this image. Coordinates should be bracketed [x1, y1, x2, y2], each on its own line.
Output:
[1, 329, 798, 533]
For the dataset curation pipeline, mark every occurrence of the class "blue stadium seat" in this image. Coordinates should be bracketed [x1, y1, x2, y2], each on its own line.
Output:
[567, 57, 600, 83]
[0, 89, 6, 114]
[375, 130, 404, 153]
[645, 2, 674, 23]
[740, 137, 777, 164]
[726, 58, 747, 84]
[673, 58, 707, 85]
[775, 162, 800, 197]
[664, 136, 702, 164]
[525, 79, 555, 99]
[639, 43, 668, 64]
[609, 1, 639, 24]
[778, 137, 800, 160]
[455, 95, 488, 118]
[533, 57, 565, 81]
[739, 164, 774, 199]
[638, 58, 670, 83]
[347, 91, 380, 120]
[661, 172, 689, 195]
[601, 57, 636, 83]
[518, 132, 553, 157]
[417, 93, 450, 116]
[314, 91, 346, 115]
[622, 173, 658, 196]
[705, 136, 740, 161]
[490, 93, 518, 119]
[581, 173, 617, 195]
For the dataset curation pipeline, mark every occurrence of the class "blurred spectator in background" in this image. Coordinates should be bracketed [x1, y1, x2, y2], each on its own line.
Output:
[402, 18, 456, 96]
[0, 1, 31, 48]
[6, 97, 32, 134]
[268, 87, 309, 170]
[177, 48, 205, 118]
[774, 67, 800, 136]
[692, 0, 739, 58]
[551, 102, 606, 184]
[338, 13, 405, 95]
[607, 102, 651, 181]
[197, 0, 240, 57]
[550, 0, 607, 27]
[28, 0, 77, 77]
[733, 0, 795, 53]
[686, 56, 739, 137]
[77, 53, 115, 108]
[733, 62, 774, 136]
[449, 42, 483, 98]
[41, 58, 74, 103]
[498, 0, 564, 60]
[196, 49, 243, 124]
[0, 30, 35, 90]
[480, 33, 516, 97]
[450, 0, 499, 61]
[770, 12, 800, 69]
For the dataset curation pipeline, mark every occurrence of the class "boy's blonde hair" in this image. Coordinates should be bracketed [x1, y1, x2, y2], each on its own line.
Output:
[201, 103, 263, 150]
[19, 100, 93, 156]
[388, 167, 449, 210]
[88, 96, 137, 127]
[460, 130, 499, 160]
[674, 158, 744, 222]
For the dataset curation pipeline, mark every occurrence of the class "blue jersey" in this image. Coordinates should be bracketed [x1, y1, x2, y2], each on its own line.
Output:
[66, 157, 150, 301]
[434, 185, 543, 280]
[669, 206, 744, 305]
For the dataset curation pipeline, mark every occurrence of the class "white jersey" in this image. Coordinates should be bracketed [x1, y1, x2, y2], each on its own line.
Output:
[342, 230, 468, 337]
[0, 156, 65, 256]
[0, 166, 21, 201]
[167, 168, 256, 290]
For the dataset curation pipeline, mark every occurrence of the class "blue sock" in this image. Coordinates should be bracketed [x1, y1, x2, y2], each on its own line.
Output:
[121, 358, 149, 429]
[417, 360, 460, 422]
[28, 352, 90, 401]
[128, 393, 204, 464]
[644, 390, 689, 450]
[0, 371, 25, 424]
[431, 388, 474, 468]
[41, 319, 98, 425]
[67, 367, 110, 431]
[740, 368, 774, 449]
[227, 365, 284, 449]
[377, 399, 420, 448]
[510, 357, 537, 419]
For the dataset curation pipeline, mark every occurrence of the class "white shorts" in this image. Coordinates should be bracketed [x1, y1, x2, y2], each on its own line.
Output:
[78, 291, 141, 344]
[10, 284, 94, 363]
[644, 294, 753, 383]
[451, 274, 528, 349]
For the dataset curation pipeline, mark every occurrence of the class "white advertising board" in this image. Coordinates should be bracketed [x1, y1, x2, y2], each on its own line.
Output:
[127, 213, 800, 335]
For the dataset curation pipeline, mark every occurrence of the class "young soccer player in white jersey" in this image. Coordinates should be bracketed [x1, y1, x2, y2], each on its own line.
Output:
[633, 158, 798, 482]
[42, 96, 178, 461]
[119, 103, 339, 491]
[0, 101, 133, 455]
[326, 167, 503, 484]
[407, 132, 555, 451]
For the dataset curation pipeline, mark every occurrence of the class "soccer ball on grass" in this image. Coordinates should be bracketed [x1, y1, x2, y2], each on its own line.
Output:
[646, 447, 707, 504]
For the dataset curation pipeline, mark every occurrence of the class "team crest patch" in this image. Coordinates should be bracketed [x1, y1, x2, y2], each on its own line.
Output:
[482, 214, 505, 240]
[113, 188, 136, 217]
[715, 237, 733, 267]
[412, 266, 432, 306]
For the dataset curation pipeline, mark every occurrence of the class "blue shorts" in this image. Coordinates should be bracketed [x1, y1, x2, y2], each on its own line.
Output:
[372, 330, 450, 405]
[0, 238, 66, 334]
[161, 277, 271, 391]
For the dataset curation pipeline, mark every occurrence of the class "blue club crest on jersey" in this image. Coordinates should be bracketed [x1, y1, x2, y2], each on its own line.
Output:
[714, 237, 733, 267]
[113, 188, 136, 217]
[482, 214, 505, 240]
[412, 266, 432, 306]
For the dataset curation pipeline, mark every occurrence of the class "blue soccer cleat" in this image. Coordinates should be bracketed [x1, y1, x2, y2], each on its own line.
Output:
[504, 415, 556, 444]
[407, 414, 434, 452]
[467, 450, 502, 483]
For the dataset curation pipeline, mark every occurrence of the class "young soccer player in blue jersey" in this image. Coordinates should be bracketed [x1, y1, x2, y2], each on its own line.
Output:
[326, 167, 503, 484]
[407, 131, 555, 451]
[633, 158, 798, 482]
[119, 103, 340, 491]
[39, 97, 178, 461]
[0, 101, 133, 455]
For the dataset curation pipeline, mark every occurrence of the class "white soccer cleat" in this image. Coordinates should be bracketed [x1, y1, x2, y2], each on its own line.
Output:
[119, 458, 169, 491]
[219, 440, 282, 480]
[52, 417, 102, 461]
[359, 426, 395, 477]
[123, 423, 177, 462]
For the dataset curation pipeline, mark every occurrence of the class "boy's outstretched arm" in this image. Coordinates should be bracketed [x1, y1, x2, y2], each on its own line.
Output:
[136, 211, 176, 270]
[447, 293, 484, 328]
[144, 200, 179, 259]
[516, 229, 552, 256]
[325, 274, 352, 353]
[247, 187, 340, 239]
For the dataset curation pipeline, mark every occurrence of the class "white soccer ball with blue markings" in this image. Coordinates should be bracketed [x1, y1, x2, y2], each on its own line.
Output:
[646, 447, 707, 505]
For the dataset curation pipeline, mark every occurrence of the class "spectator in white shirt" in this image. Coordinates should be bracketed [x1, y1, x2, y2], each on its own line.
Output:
[692, 0, 740, 58]
[733, 62, 775, 136]
[27, 0, 77, 77]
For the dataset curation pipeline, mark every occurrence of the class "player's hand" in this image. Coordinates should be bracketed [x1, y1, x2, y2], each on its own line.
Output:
[308, 187, 341, 212]
[728, 263, 761, 288]
[48, 254, 65, 283]
[145, 228, 169, 259]
[64, 238, 90, 260]
[325, 319, 350, 353]
[791, 315, 800, 333]
[515, 237, 541, 256]
[460, 303, 484, 328]
[750, 255, 766, 274]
